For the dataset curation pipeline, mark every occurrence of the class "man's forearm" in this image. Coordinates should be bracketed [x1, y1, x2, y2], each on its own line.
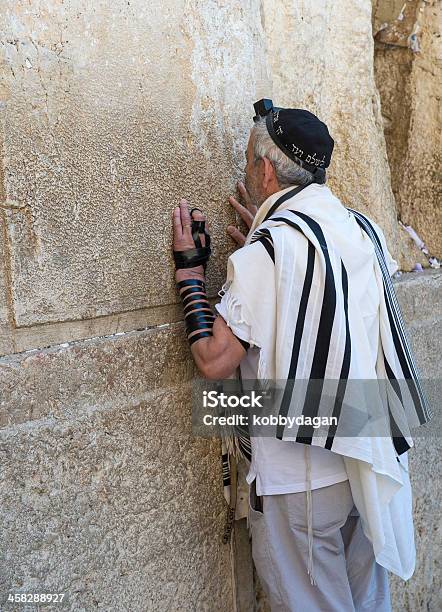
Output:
[172, 203, 245, 379]
[175, 272, 245, 379]
[190, 318, 240, 379]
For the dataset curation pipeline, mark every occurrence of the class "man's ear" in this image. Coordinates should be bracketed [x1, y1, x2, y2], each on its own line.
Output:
[262, 156, 277, 190]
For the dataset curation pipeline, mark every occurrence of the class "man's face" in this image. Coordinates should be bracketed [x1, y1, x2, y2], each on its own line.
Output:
[244, 133, 266, 207]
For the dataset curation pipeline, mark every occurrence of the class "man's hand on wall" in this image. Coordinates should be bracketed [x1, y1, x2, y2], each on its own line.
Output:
[227, 181, 257, 246]
[173, 199, 208, 283]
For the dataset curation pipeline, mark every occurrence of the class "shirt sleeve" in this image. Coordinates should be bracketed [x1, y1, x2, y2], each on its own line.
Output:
[215, 299, 250, 350]
[214, 238, 277, 352]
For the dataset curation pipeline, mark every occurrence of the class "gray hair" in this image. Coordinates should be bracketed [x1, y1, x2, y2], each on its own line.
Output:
[251, 117, 321, 187]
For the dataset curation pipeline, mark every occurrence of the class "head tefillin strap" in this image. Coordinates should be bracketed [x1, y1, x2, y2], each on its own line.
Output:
[173, 208, 212, 271]
[253, 99, 335, 185]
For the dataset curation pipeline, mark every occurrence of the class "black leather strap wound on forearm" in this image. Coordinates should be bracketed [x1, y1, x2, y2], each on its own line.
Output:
[177, 278, 215, 345]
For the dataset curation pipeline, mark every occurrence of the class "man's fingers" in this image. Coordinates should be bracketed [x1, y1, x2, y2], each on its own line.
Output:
[180, 199, 192, 238]
[228, 195, 254, 229]
[238, 181, 257, 215]
[227, 225, 246, 246]
[237, 181, 252, 206]
[172, 206, 183, 239]
[191, 208, 208, 248]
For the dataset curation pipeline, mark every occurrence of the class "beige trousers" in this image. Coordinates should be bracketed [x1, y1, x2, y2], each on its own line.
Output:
[248, 479, 391, 612]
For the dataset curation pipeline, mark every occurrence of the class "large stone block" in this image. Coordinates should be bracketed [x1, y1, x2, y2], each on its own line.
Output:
[390, 437, 442, 612]
[395, 1, 442, 259]
[394, 270, 442, 324]
[0, 324, 233, 611]
[374, 0, 442, 259]
[0, 321, 195, 428]
[391, 272, 441, 610]
[394, 270, 442, 379]
[0, 105, 12, 337]
[0, 0, 269, 328]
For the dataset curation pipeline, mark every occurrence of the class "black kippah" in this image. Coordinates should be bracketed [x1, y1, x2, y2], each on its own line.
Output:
[253, 100, 334, 184]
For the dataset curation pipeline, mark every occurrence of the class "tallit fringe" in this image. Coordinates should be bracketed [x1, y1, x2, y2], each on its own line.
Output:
[224, 434, 244, 462]
[222, 291, 250, 327]
[247, 497, 251, 538]
[222, 291, 261, 347]
[257, 349, 270, 384]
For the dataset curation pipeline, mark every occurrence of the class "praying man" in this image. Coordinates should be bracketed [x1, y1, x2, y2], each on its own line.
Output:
[171, 100, 431, 611]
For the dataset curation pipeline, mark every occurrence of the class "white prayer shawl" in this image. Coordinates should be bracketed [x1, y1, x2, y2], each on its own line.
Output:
[219, 183, 431, 580]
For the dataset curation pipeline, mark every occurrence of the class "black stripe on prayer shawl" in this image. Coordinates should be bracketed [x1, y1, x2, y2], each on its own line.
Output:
[275, 241, 315, 439]
[263, 184, 310, 222]
[384, 355, 403, 404]
[265, 211, 348, 443]
[348, 208, 431, 424]
[251, 228, 274, 247]
[251, 228, 275, 263]
[389, 420, 412, 455]
[289, 211, 343, 443]
[349, 210, 425, 402]
[384, 358, 412, 454]
[325, 261, 351, 450]
[384, 356, 412, 454]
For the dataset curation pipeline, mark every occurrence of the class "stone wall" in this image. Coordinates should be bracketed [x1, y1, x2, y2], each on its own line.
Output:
[0, 1, 440, 610]
[0, 327, 233, 610]
[389, 271, 442, 612]
[373, 0, 442, 258]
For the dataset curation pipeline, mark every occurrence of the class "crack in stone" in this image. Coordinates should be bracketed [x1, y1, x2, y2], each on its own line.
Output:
[0, 321, 178, 361]
[0, 201, 29, 211]
[0, 209, 18, 336]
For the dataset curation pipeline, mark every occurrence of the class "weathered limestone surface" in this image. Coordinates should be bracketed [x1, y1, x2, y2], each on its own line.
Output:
[0, 1, 440, 611]
[374, 0, 442, 258]
[397, 436, 442, 612]
[262, 0, 418, 270]
[0, 0, 428, 351]
[394, 269, 442, 377]
[0, 324, 233, 611]
[0, 213, 14, 354]
[394, 1, 442, 259]
[389, 270, 442, 611]
[373, 0, 421, 47]
[374, 44, 414, 194]
[0, 0, 269, 330]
